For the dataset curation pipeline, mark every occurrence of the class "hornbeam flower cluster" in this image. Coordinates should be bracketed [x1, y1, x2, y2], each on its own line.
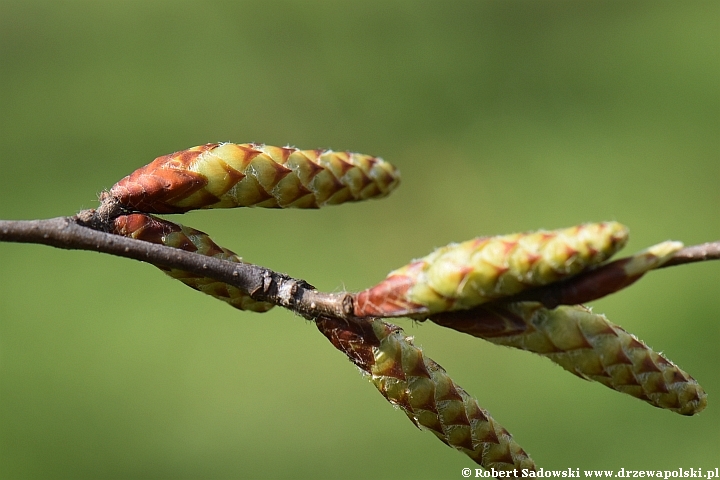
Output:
[109, 142, 400, 213]
[354, 222, 629, 317]
[84, 142, 705, 476]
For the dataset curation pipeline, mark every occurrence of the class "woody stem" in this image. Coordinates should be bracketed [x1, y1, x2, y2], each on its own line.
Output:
[0, 214, 352, 321]
[2, 212, 720, 316]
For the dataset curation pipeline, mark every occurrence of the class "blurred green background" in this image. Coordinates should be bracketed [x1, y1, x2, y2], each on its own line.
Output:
[1, 1, 718, 478]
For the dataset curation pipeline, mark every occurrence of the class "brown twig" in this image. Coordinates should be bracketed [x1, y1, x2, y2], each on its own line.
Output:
[2, 213, 720, 318]
[0, 214, 352, 321]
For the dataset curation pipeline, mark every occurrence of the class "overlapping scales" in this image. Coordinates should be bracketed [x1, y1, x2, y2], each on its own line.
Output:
[113, 213, 273, 312]
[316, 315, 536, 471]
[109, 143, 400, 214]
[430, 303, 706, 415]
[354, 222, 629, 317]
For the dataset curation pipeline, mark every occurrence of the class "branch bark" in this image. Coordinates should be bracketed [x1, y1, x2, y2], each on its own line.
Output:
[0, 215, 352, 321]
[2, 214, 720, 319]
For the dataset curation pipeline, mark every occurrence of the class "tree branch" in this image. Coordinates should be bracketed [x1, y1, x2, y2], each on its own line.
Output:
[0, 215, 353, 321]
[2, 214, 720, 318]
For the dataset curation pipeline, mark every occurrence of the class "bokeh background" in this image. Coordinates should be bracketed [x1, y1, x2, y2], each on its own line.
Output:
[1, 1, 718, 478]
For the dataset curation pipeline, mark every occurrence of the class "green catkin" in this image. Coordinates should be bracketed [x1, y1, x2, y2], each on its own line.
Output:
[113, 213, 273, 312]
[316, 316, 537, 472]
[354, 222, 629, 317]
[432, 302, 706, 415]
[110, 143, 400, 214]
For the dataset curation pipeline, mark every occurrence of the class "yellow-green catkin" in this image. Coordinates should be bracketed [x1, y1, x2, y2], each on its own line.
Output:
[113, 213, 273, 312]
[316, 315, 537, 471]
[412, 222, 628, 312]
[110, 143, 400, 213]
[483, 303, 706, 415]
[162, 226, 274, 312]
[356, 222, 629, 317]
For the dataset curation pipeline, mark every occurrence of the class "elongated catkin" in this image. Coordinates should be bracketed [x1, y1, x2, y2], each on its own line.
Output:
[430, 302, 706, 415]
[113, 213, 273, 312]
[316, 315, 536, 472]
[110, 143, 400, 213]
[355, 222, 628, 317]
